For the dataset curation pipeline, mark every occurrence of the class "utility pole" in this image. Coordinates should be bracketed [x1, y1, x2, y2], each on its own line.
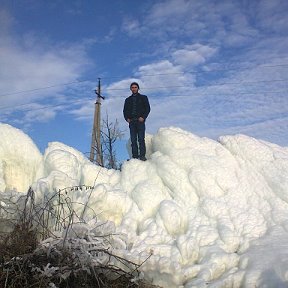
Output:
[90, 78, 104, 165]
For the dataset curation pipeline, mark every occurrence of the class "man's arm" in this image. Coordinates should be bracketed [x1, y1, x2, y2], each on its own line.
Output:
[143, 95, 150, 119]
[123, 98, 131, 122]
[139, 96, 150, 122]
[123, 98, 128, 121]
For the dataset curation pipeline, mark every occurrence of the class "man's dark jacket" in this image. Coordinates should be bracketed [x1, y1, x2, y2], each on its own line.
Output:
[123, 93, 150, 121]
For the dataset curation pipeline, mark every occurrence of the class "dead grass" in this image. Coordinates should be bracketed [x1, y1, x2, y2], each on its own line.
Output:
[0, 187, 161, 288]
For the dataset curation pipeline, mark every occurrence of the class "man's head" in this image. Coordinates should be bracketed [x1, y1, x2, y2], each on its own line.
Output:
[130, 82, 139, 94]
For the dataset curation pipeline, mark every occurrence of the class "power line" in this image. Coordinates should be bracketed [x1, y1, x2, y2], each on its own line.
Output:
[0, 62, 288, 98]
[1, 75, 287, 112]
[162, 90, 288, 98]
[100, 63, 288, 80]
[0, 97, 94, 113]
[0, 90, 286, 114]
[107, 90, 288, 99]
[0, 77, 286, 101]
[104, 79, 288, 91]
[0, 79, 90, 98]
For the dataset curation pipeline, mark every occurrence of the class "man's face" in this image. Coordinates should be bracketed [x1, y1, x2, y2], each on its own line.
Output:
[130, 85, 139, 94]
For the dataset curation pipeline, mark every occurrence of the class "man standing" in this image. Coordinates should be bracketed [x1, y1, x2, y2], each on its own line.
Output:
[123, 82, 150, 161]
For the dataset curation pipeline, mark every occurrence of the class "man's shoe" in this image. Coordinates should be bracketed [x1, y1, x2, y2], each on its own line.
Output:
[139, 156, 147, 161]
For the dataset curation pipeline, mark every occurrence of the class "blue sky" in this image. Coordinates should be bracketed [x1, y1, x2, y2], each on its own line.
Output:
[0, 0, 287, 161]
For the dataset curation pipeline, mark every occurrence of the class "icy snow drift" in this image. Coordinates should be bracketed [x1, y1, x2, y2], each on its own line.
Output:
[0, 123, 43, 192]
[1, 123, 288, 287]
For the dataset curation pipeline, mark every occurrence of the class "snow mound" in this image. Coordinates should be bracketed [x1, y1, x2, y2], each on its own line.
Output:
[1, 124, 288, 287]
[0, 123, 43, 192]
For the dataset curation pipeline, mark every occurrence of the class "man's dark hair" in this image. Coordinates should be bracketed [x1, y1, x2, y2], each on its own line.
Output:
[130, 82, 140, 89]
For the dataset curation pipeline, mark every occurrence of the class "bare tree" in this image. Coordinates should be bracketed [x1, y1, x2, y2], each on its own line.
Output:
[100, 113, 124, 169]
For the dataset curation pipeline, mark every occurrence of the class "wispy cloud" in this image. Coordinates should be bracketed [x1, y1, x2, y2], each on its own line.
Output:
[122, 0, 286, 50]
[16, 103, 59, 124]
[109, 0, 288, 145]
[171, 44, 217, 68]
[61, 0, 288, 149]
[0, 8, 93, 125]
[121, 18, 141, 36]
[1, 0, 287, 150]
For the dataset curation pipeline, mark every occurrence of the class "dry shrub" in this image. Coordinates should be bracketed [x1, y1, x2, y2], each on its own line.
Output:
[0, 187, 161, 288]
[0, 223, 37, 260]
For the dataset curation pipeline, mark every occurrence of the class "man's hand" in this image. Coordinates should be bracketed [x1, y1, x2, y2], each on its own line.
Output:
[127, 118, 131, 123]
[139, 117, 144, 122]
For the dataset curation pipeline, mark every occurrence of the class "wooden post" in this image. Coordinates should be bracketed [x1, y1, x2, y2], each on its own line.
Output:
[90, 78, 104, 166]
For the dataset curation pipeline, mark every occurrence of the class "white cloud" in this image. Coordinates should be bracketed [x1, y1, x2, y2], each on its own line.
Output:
[0, 40, 88, 97]
[172, 44, 217, 67]
[104, 59, 196, 101]
[121, 18, 141, 36]
[69, 99, 94, 121]
[23, 106, 57, 123]
[0, 9, 93, 126]
[104, 38, 288, 145]
[147, 0, 191, 24]
[105, 79, 141, 93]
[105, 44, 217, 98]
[10, 103, 60, 128]
[122, 0, 284, 50]
[253, 0, 288, 33]
[137, 60, 197, 96]
[66, 0, 288, 147]
[138, 60, 184, 86]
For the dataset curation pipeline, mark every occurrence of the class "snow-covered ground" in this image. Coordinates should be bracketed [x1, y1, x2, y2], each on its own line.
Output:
[1, 122, 288, 287]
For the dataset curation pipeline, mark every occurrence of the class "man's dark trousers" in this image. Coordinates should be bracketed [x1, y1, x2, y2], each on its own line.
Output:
[129, 120, 146, 159]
